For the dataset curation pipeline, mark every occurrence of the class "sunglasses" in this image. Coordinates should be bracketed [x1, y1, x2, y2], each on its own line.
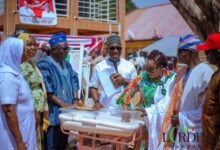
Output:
[145, 66, 160, 73]
[205, 51, 209, 55]
[59, 46, 70, 52]
[109, 46, 122, 51]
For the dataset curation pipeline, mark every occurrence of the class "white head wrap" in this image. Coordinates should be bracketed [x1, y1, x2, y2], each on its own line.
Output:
[0, 37, 24, 75]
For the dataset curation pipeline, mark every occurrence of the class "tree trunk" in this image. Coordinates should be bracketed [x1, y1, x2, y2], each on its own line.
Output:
[170, 0, 220, 41]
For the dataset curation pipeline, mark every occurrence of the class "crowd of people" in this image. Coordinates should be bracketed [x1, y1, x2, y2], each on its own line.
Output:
[0, 31, 219, 150]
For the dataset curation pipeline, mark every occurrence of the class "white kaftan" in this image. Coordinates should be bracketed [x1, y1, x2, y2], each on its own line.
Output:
[90, 58, 137, 109]
[175, 63, 214, 149]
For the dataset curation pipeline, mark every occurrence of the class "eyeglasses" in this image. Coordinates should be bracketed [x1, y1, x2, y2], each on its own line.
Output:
[59, 46, 70, 52]
[109, 46, 122, 51]
[145, 66, 159, 73]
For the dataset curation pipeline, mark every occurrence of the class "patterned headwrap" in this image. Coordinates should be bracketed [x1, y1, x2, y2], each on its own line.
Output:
[49, 32, 67, 47]
[18, 33, 30, 46]
[106, 34, 121, 48]
[179, 34, 202, 52]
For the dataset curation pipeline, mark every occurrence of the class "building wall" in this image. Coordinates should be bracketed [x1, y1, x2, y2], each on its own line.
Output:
[125, 39, 156, 55]
[1, 0, 126, 56]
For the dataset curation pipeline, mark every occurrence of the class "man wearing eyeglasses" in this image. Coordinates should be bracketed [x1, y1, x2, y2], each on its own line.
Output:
[38, 32, 79, 150]
[90, 34, 137, 109]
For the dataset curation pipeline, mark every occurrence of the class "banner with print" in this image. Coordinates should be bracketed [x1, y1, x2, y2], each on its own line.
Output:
[19, 0, 57, 25]
[32, 34, 105, 54]
[32, 33, 97, 72]
[31, 34, 106, 99]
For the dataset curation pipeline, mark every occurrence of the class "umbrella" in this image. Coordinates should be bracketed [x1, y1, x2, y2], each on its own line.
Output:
[142, 36, 180, 57]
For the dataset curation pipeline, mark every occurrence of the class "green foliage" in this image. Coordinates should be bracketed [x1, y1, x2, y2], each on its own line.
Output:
[126, 0, 137, 14]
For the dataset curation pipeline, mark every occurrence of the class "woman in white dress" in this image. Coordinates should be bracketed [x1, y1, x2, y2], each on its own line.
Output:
[0, 37, 37, 150]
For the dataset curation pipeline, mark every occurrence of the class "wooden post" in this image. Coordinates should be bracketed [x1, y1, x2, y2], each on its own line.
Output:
[3, 0, 17, 37]
[71, 0, 78, 35]
[118, 0, 125, 58]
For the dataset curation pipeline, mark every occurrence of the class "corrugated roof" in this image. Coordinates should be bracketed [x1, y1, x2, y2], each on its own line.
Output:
[125, 8, 146, 29]
[125, 3, 194, 41]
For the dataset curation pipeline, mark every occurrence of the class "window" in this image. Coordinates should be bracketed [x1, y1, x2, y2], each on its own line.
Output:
[55, 0, 68, 17]
[0, 0, 4, 15]
[78, 0, 117, 22]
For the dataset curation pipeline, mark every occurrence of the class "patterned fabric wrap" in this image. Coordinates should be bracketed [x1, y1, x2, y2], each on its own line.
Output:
[20, 61, 45, 112]
[116, 70, 175, 108]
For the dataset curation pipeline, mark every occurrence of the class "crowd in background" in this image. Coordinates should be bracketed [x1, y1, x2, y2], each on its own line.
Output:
[84, 46, 177, 77]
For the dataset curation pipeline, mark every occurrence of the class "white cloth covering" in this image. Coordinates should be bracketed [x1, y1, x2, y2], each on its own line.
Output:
[42, 11, 55, 18]
[90, 58, 137, 109]
[0, 38, 37, 150]
[0, 37, 23, 75]
[20, 6, 35, 17]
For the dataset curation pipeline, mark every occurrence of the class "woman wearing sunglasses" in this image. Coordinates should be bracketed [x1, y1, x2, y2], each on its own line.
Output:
[116, 50, 176, 149]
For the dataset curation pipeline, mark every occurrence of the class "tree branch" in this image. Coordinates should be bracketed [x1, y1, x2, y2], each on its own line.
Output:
[170, 0, 219, 40]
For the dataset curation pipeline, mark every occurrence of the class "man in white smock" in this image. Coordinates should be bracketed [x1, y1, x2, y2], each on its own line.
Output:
[167, 34, 214, 149]
[89, 35, 137, 109]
